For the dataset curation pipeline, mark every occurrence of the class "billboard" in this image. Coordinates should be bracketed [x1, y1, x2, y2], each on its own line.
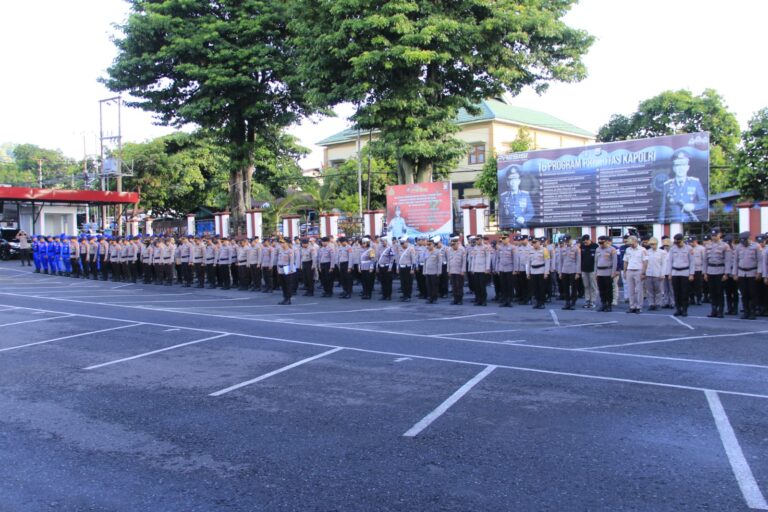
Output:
[497, 132, 710, 228]
[385, 181, 453, 240]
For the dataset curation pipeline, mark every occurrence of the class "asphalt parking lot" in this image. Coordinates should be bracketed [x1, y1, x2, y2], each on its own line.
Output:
[0, 261, 766, 511]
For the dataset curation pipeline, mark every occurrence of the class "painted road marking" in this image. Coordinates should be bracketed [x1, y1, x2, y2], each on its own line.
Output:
[0, 324, 141, 353]
[705, 390, 768, 510]
[84, 334, 230, 370]
[210, 347, 344, 397]
[670, 315, 695, 330]
[403, 365, 496, 437]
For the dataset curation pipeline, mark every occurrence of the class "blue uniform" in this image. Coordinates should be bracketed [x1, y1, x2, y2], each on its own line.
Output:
[62, 239, 72, 274]
[499, 190, 535, 228]
[32, 239, 42, 271]
[659, 177, 707, 223]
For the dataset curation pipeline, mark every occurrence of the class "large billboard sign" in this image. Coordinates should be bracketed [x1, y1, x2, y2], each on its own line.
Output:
[497, 132, 710, 228]
[385, 181, 453, 240]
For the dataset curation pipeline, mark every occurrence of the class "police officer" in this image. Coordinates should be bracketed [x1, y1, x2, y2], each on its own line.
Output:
[733, 231, 763, 320]
[317, 237, 335, 297]
[260, 238, 275, 292]
[526, 237, 550, 309]
[377, 237, 396, 300]
[446, 235, 467, 305]
[659, 150, 707, 223]
[299, 238, 317, 296]
[247, 237, 262, 291]
[358, 237, 376, 299]
[276, 238, 296, 305]
[702, 228, 732, 318]
[336, 236, 353, 299]
[558, 234, 581, 310]
[495, 234, 515, 307]
[423, 236, 443, 303]
[594, 235, 618, 311]
[398, 236, 418, 302]
[665, 234, 694, 317]
[470, 236, 492, 306]
[499, 165, 534, 228]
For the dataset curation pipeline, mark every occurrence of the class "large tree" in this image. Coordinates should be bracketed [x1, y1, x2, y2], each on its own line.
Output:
[291, 0, 593, 184]
[597, 89, 741, 192]
[737, 108, 768, 200]
[104, 0, 314, 232]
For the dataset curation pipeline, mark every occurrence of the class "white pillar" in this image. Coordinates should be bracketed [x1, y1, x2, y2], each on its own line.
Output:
[595, 226, 608, 239]
[246, 210, 263, 239]
[214, 213, 222, 236]
[474, 205, 487, 235]
[533, 227, 545, 238]
[127, 218, 139, 237]
[652, 223, 664, 241]
[363, 210, 385, 237]
[760, 202, 768, 235]
[520, 228, 531, 236]
[187, 214, 195, 236]
[282, 215, 300, 239]
[220, 212, 230, 237]
[320, 213, 340, 238]
[670, 222, 683, 237]
[145, 217, 154, 236]
[581, 226, 591, 238]
[461, 206, 473, 236]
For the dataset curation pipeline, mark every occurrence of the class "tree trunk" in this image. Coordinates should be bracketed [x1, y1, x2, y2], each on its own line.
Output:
[416, 160, 433, 183]
[398, 157, 416, 184]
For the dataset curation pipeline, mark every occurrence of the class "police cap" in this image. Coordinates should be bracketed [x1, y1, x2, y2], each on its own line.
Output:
[739, 231, 751, 241]
[562, 234, 571, 241]
[755, 235, 766, 243]
[673, 234, 684, 241]
[710, 227, 722, 235]
[399, 235, 409, 243]
[597, 235, 609, 242]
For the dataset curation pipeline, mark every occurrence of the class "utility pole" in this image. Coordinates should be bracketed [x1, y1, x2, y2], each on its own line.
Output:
[37, 159, 43, 188]
[356, 126, 363, 233]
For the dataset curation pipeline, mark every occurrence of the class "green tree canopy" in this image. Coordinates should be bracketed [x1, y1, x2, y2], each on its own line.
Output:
[104, 0, 315, 233]
[291, 0, 593, 184]
[737, 108, 768, 200]
[596, 89, 741, 192]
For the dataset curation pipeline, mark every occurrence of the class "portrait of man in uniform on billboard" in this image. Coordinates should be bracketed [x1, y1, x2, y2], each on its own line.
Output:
[659, 150, 707, 223]
[499, 165, 535, 228]
[388, 205, 410, 238]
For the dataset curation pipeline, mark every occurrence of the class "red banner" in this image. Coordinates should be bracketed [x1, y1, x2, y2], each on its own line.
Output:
[385, 181, 453, 239]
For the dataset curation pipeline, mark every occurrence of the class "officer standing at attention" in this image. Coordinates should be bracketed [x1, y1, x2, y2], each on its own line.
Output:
[192, 236, 205, 287]
[558, 234, 581, 310]
[594, 235, 618, 311]
[423, 236, 444, 303]
[377, 237, 397, 300]
[235, 238, 249, 290]
[141, 238, 153, 284]
[317, 237, 335, 297]
[446, 235, 467, 305]
[276, 238, 296, 305]
[398, 236, 418, 302]
[469, 236, 492, 306]
[622, 235, 648, 314]
[204, 238, 217, 288]
[247, 237, 262, 291]
[359, 237, 376, 299]
[733, 231, 763, 320]
[335, 236, 353, 299]
[665, 234, 695, 317]
[689, 236, 706, 305]
[702, 228, 731, 318]
[526, 237, 550, 309]
[300, 238, 317, 296]
[515, 235, 531, 304]
[495, 234, 515, 307]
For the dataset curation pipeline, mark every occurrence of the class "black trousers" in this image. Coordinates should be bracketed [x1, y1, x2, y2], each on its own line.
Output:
[474, 273, 488, 305]
[724, 278, 739, 312]
[499, 271, 514, 304]
[561, 273, 579, 305]
[206, 264, 216, 286]
[194, 263, 204, 285]
[71, 258, 81, 278]
[339, 262, 352, 295]
[450, 274, 464, 302]
[279, 272, 294, 299]
[263, 266, 274, 291]
[597, 275, 613, 307]
[20, 248, 31, 265]
[80, 255, 89, 277]
[516, 272, 529, 303]
[378, 267, 393, 298]
[400, 267, 414, 298]
[320, 262, 333, 295]
[302, 261, 314, 294]
[238, 265, 250, 289]
[671, 275, 690, 311]
[738, 276, 757, 315]
[218, 264, 231, 288]
[530, 273, 545, 306]
[439, 265, 449, 296]
[707, 274, 724, 311]
[425, 274, 439, 301]
[690, 271, 703, 302]
[143, 262, 153, 283]
[230, 263, 239, 286]
[361, 269, 375, 297]
[249, 265, 261, 289]
[416, 266, 426, 297]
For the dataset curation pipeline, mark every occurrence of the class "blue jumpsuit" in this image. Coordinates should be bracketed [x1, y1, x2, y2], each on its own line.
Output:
[32, 238, 41, 271]
[40, 241, 50, 273]
[51, 240, 62, 274]
[62, 239, 72, 274]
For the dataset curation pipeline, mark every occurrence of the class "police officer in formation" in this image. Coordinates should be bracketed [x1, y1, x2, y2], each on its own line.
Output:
[22, 229, 768, 318]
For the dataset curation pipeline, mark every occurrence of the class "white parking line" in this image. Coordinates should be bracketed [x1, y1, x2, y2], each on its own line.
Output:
[318, 313, 495, 326]
[670, 315, 695, 330]
[549, 309, 560, 326]
[0, 314, 73, 328]
[404, 365, 496, 437]
[209, 347, 344, 397]
[0, 324, 141, 353]
[84, 334, 230, 370]
[161, 303, 320, 310]
[429, 321, 617, 338]
[577, 330, 768, 351]
[705, 390, 768, 510]
[101, 297, 252, 304]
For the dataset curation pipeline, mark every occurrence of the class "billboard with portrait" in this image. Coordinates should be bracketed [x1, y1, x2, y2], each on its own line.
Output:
[385, 181, 453, 240]
[497, 132, 710, 227]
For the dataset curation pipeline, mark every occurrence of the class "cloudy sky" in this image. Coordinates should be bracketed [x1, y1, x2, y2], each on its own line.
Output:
[1, 0, 766, 168]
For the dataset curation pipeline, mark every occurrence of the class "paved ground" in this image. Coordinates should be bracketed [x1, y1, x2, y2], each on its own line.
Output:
[0, 261, 766, 511]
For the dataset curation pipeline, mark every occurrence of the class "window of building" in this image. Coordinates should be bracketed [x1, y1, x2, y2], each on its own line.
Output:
[468, 144, 485, 165]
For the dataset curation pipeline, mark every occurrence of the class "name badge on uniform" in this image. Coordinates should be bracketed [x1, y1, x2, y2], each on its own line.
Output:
[687, 187, 696, 195]
[518, 198, 527, 207]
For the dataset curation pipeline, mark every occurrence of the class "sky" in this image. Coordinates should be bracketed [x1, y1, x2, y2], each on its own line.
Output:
[1, 0, 766, 169]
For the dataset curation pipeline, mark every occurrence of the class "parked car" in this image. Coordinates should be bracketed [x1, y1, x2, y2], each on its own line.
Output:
[8, 238, 21, 258]
[0, 239, 11, 260]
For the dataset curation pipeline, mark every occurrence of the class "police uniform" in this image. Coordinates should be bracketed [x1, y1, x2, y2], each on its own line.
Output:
[318, 239, 335, 297]
[446, 238, 467, 305]
[359, 240, 377, 299]
[276, 241, 295, 304]
[500, 189, 534, 228]
[300, 240, 318, 296]
[495, 238, 515, 307]
[526, 241, 550, 309]
[702, 230, 732, 318]
[377, 241, 397, 300]
[665, 236, 694, 316]
[558, 237, 581, 309]
[469, 239, 492, 306]
[423, 238, 443, 303]
[733, 233, 763, 320]
[594, 237, 618, 311]
[398, 238, 418, 301]
[660, 176, 707, 222]
[247, 239, 262, 291]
